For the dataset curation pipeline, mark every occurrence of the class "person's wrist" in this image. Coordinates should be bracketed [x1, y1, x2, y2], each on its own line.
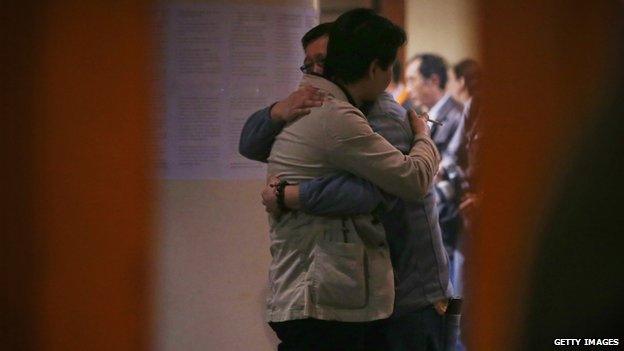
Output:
[276, 180, 290, 212]
[413, 131, 430, 139]
[283, 185, 301, 210]
[270, 101, 286, 122]
[434, 299, 449, 315]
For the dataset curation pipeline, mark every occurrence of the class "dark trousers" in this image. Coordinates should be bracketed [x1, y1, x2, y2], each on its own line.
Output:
[269, 318, 381, 351]
[269, 306, 456, 351]
[373, 306, 453, 351]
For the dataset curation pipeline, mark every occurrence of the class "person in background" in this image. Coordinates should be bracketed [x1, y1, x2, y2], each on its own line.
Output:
[240, 18, 454, 351]
[447, 59, 480, 112]
[405, 54, 463, 163]
[445, 58, 482, 297]
[444, 58, 482, 351]
[405, 53, 464, 288]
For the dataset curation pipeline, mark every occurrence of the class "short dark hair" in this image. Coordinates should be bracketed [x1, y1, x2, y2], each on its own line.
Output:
[391, 60, 403, 84]
[453, 58, 481, 97]
[410, 53, 448, 90]
[324, 8, 406, 84]
[301, 22, 333, 49]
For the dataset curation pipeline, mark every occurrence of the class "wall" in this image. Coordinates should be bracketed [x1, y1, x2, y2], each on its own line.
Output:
[153, 1, 317, 350]
[156, 180, 276, 350]
[405, 0, 479, 63]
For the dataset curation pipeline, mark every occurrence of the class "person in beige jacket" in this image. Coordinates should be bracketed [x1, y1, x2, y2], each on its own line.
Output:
[264, 9, 440, 351]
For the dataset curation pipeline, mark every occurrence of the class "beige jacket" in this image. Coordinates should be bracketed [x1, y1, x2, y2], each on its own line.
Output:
[266, 74, 440, 322]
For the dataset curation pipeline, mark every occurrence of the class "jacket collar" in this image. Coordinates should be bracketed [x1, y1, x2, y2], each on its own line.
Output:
[300, 74, 354, 105]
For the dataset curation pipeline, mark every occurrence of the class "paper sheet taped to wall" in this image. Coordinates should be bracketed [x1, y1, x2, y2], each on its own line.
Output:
[155, 2, 318, 179]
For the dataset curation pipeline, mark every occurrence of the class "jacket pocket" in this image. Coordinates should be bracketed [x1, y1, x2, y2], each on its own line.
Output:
[310, 239, 367, 309]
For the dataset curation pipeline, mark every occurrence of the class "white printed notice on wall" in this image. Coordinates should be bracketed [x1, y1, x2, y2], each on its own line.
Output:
[154, 2, 318, 179]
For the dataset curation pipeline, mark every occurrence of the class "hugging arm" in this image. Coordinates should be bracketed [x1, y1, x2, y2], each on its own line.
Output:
[238, 86, 325, 162]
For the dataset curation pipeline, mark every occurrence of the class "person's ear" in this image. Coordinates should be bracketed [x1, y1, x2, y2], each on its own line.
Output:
[368, 59, 379, 79]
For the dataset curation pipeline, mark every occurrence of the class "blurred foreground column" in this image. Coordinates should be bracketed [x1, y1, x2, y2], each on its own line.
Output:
[2, 1, 153, 350]
[468, 1, 620, 350]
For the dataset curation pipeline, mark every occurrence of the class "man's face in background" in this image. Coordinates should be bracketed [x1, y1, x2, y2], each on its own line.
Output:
[302, 35, 328, 75]
[405, 59, 438, 109]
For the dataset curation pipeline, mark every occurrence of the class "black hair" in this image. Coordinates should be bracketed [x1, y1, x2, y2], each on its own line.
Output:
[391, 60, 403, 84]
[453, 58, 481, 98]
[301, 22, 333, 49]
[409, 53, 448, 90]
[324, 8, 406, 84]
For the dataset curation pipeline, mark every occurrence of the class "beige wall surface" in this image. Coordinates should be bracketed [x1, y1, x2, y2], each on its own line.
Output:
[405, 0, 479, 64]
[155, 181, 277, 350]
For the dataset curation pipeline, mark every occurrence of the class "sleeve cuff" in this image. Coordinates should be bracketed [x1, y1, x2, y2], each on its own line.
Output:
[413, 132, 431, 141]
[298, 181, 311, 209]
[267, 102, 286, 128]
[413, 133, 441, 160]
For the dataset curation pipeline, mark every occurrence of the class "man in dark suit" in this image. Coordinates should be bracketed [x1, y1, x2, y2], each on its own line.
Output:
[405, 53, 464, 291]
[405, 53, 463, 163]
